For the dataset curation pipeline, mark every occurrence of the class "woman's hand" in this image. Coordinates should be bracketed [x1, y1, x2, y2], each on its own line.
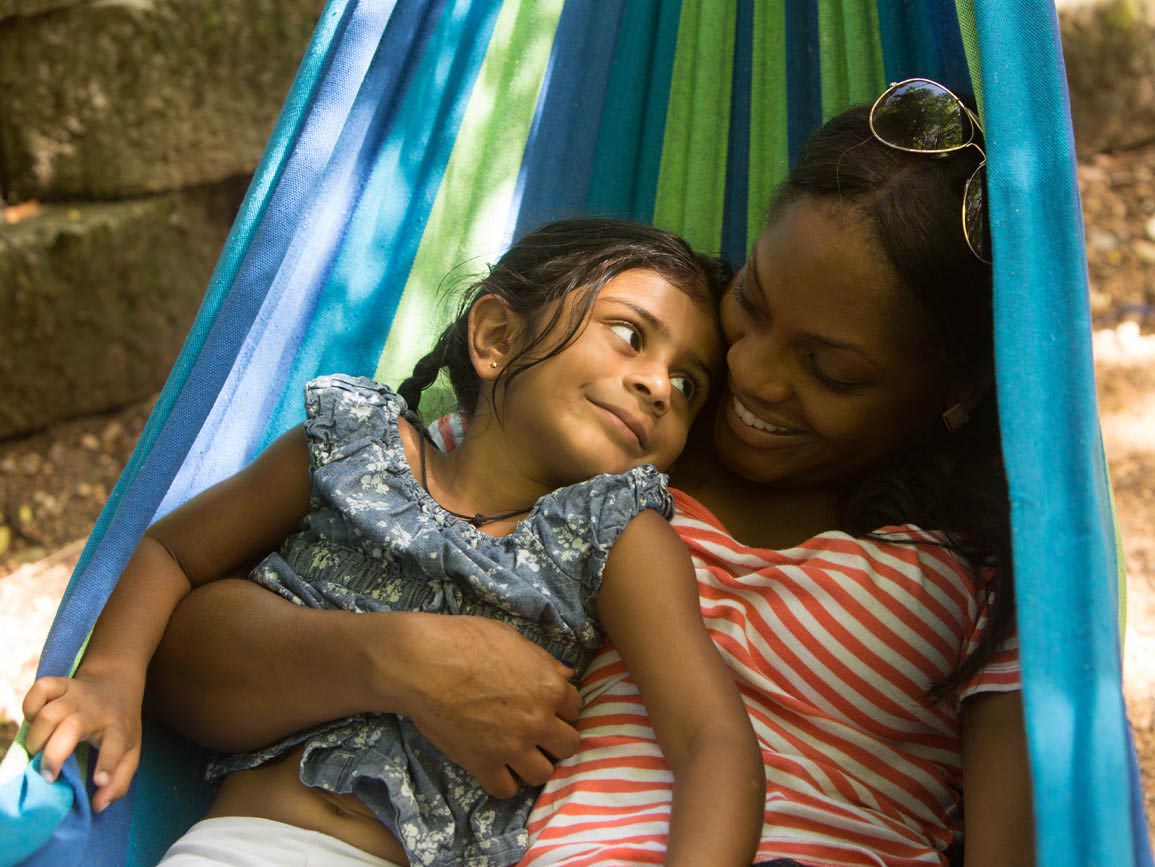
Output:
[23, 671, 143, 812]
[148, 580, 581, 797]
[394, 613, 583, 798]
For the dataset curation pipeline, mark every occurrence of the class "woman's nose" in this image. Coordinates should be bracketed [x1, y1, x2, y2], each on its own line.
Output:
[728, 337, 794, 403]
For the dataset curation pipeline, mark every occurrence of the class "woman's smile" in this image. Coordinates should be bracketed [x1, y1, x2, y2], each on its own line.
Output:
[729, 395, 802, 436]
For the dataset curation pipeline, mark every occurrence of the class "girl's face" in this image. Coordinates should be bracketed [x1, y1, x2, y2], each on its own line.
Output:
[713, 199, 955, 489]
[497, 269, 722, 488]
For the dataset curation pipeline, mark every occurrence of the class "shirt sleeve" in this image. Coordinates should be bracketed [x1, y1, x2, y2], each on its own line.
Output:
[535, 465, 673, 600]
[957, 585, 1022, 701]
[302, 374, 404, 469]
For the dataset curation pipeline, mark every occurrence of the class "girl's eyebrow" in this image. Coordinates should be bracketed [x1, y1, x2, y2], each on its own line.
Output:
[602, 297, 716, 385]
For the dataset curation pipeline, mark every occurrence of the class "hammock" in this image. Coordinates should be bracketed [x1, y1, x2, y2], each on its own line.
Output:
[1, 1, 1150, 864]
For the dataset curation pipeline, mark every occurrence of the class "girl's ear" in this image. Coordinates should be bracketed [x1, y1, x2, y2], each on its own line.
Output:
[468, 294, 522, 380]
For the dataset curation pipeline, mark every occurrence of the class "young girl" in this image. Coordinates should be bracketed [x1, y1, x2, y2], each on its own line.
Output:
[23, 219, 764, 867]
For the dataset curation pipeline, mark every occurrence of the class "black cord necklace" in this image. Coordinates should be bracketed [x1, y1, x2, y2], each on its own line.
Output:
[418, 435, 535, 528]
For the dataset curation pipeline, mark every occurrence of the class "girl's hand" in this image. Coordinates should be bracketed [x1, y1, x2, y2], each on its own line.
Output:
[394, 613, 582, 798]
[22, 672, 143, 812]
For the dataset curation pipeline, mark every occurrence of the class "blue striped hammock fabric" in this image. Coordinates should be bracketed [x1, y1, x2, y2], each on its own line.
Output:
[1, 1, 1150, 865]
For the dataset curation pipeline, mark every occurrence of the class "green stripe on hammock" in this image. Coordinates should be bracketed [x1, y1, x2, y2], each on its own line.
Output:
[375, 0, 564, 396]
[653, 0, 736, 253]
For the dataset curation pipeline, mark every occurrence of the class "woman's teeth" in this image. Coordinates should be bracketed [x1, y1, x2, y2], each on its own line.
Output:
[733, 397, 796, 434]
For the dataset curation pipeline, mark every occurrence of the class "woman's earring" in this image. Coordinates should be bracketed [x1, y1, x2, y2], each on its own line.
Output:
[489, 361, 498, 369]
[941, 403, 970, 432]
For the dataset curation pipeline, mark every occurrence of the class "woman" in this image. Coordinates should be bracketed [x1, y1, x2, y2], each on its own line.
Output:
[146, 88, 1033, 865]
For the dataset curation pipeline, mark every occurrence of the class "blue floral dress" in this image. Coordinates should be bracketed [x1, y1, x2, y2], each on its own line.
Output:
[207, 374, 672, 867]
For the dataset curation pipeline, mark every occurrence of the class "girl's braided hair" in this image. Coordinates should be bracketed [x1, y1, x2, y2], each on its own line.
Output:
[398, 218, 728, 420]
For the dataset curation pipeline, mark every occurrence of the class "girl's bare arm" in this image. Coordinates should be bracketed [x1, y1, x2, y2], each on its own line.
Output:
[960, 690, 1036, 866]
[148, 581, 582, 798]
[23, 426, 313, 809]
[598, 509, 765, 866]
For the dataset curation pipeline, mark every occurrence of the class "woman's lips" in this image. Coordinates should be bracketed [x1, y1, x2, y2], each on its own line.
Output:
[731, 396, 801, 435]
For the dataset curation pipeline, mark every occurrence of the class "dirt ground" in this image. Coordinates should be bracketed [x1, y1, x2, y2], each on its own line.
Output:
[1, 144, 1154, 847]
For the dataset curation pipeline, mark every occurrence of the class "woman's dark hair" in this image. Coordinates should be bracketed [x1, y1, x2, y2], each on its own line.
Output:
[398, 217, 727, 419]
[770, 103, 1012, 699]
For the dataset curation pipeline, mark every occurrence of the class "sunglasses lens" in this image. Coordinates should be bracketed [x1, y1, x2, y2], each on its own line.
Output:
[964, 164, 991, 263]
[872, 80, 969, 151]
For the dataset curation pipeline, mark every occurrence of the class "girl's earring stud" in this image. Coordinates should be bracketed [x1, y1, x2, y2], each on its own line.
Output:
[941, 403, 970, 432]
[489, 361, 499, 369]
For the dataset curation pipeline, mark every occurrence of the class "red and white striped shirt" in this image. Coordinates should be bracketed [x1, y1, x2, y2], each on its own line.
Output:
[521, 489, 1020, 866]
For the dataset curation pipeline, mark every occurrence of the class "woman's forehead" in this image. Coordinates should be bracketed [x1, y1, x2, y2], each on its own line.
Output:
[750, 203, 926, 350]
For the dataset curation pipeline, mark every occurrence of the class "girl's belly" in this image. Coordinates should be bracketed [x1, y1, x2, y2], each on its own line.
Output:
[205, 744, 409, 865]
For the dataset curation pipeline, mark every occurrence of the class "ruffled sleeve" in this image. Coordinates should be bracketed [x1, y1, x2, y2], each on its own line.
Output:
[532, 464, 672, 600]
[302, 374, 407, 470]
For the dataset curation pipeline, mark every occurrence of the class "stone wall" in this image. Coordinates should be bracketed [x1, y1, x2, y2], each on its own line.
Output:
[0, 0, 323, 439]
[1059, 0, 1155, 153]
[0, 0, 323, 199]
[0, 181, 246, 438]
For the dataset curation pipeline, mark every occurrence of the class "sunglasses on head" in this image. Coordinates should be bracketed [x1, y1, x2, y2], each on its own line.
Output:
[868, 78, 991, 264]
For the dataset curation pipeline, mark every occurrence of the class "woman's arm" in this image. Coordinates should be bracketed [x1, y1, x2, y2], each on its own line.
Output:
[23, 426, 313, 809]
[598, 509, 764, 867]
[147, 581, 582, 798]
[960, 690, 1035, 866]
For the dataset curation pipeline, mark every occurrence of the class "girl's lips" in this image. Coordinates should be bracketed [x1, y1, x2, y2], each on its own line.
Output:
[730, 396, 801, 435]
[591, 400, 647, 450]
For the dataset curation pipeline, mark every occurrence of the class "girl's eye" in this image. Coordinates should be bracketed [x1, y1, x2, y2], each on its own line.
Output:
[609, 322, 642, 351]
[807, 354, 857, 392]
[670, 375, 696, 400]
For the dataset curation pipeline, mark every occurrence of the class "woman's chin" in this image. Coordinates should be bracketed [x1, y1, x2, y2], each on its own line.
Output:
[712, 405, 802, 480]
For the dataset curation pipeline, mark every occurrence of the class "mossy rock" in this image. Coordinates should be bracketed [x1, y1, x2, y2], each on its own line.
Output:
[0, 0, 324, 200]
[1059, 0, 1155, 153]
[0, 177, 247, 438]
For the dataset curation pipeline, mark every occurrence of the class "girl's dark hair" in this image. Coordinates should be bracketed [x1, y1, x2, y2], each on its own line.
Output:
[771, 103, 1012, 700]
[398, 217, 727, 419]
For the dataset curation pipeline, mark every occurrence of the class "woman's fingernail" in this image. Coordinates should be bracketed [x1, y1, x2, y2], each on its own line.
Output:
[94, 771, 110, 786]
[40, 768, 55, 783]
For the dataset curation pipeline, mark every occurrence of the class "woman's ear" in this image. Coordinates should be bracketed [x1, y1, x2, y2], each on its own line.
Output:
[956, 367, 995, 413]
[468, 294, 521, 380]
[941, 367, 994, 430]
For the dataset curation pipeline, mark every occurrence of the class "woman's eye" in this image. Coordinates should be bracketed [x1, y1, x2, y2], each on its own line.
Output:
[731, 272, 762, 319]
[609, 322, 642, 351]
[808, 354, 857, 392]
[670, 375, 695, 400]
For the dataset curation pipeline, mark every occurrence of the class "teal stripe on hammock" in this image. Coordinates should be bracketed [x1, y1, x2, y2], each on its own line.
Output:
[158, 0, 445, 516]
[971, 1, 1130, 863]
[262, 0, 504, 439]
[721, 0, 753, 265]
[653, 0, 736, 254]
[747, 0, 788, 249]
[374, 0, 566, 398]
[817, 0, 886, 119]
[585, 0, 682, 222]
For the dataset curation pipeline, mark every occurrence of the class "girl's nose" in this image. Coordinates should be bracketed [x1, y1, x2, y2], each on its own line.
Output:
[629, 367, 671, 414]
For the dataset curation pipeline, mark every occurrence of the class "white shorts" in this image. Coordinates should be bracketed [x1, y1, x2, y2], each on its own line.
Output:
[157, 816, 405, 867]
